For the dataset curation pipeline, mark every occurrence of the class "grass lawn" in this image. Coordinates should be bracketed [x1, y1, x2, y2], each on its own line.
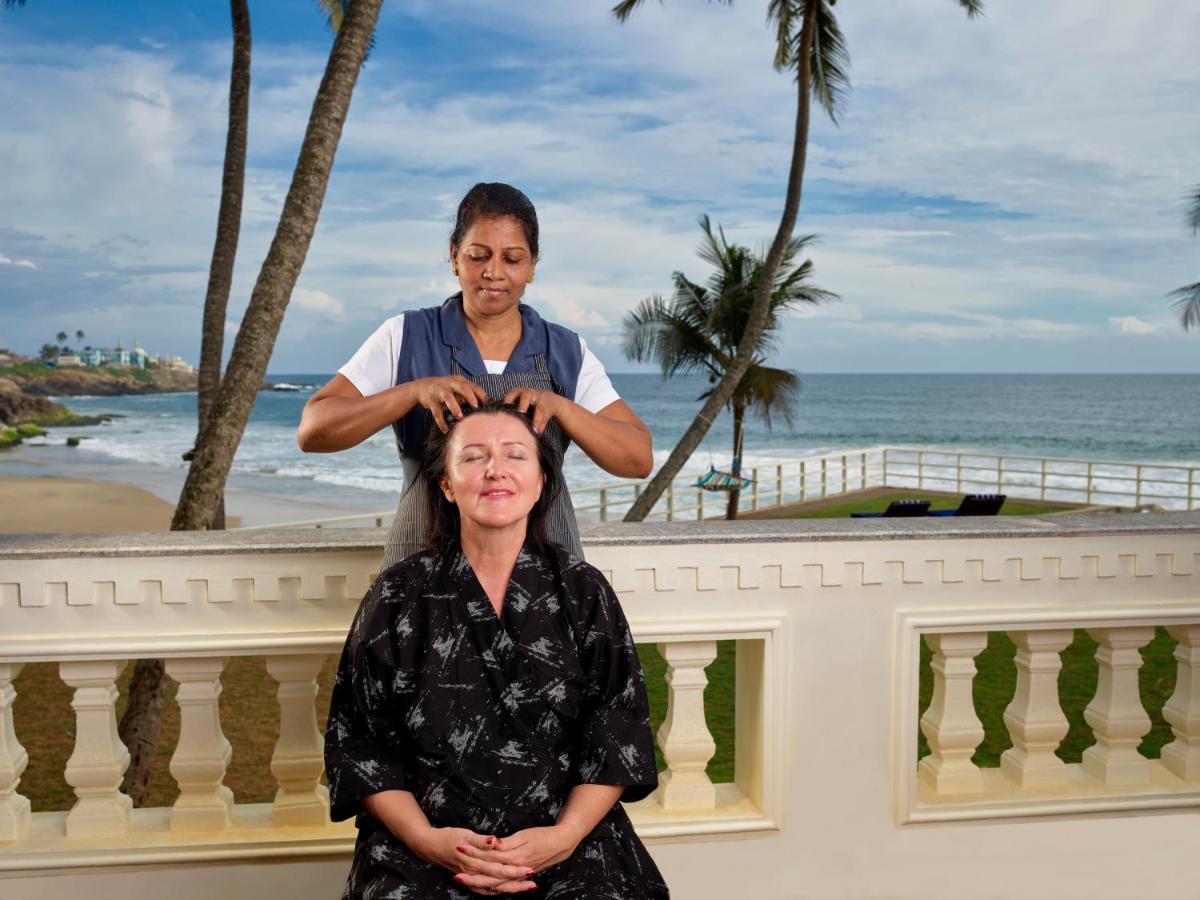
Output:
[917, 627, 1178, 766]
[784, 490, 1076, 519]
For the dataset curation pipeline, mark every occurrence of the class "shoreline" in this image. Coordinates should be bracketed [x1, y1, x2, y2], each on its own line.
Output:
[0, 443, 397, 530]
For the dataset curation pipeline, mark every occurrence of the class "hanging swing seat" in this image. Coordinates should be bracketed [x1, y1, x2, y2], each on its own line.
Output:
[694, 464, 754, 492]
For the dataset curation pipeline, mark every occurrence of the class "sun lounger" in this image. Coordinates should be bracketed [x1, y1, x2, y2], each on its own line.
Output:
[850, 499, 932, 518]
[927, 493, 1007, 517]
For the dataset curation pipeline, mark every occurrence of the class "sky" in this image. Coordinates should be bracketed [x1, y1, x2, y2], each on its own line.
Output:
[1, 0, 1198, 375]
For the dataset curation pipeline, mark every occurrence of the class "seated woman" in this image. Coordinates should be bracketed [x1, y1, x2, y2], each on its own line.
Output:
[324, 400, 669, 898]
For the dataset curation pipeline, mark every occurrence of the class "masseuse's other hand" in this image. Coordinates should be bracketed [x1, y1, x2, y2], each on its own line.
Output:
[457, 825, 580, 886]
[409, 827, 538, 895]
[502, 387, 564, 436]
[412, 376, 489, 432]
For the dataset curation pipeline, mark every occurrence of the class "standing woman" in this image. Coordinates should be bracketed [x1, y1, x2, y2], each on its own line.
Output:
[297, 183, 653, 567]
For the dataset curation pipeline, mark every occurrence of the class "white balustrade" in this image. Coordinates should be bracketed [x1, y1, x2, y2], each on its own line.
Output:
[655, 640, 718, 811]
[0, 663, 30, 843]
[266, 654, 330, 826]
[1, 518, 1199, 900]
[61, 659, 132, 837]
[1082, 627, 1154, 785]
[1161, 624, 1200, 781]
[919, 632, 987, 793]
[1000, 629, 1073, 788]
[166, 657, 234, 832]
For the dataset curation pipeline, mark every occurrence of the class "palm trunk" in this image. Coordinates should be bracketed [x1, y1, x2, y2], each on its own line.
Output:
[118, 0, 251, 805]
[725, 400, 745, 520]
[172, 0, 380, 532]
[625, 3, 816, 522]
[198, 0, 251, 533]
[116, 0, 381, 804]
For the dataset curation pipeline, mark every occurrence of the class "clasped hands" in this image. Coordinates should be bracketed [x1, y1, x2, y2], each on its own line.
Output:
[411, 375, 564, 435]
[412, 823, 583, 895]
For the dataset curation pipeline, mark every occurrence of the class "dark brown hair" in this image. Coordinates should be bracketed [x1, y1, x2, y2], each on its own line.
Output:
[421, 400, 562, 555]
[449, 183, 540, 258]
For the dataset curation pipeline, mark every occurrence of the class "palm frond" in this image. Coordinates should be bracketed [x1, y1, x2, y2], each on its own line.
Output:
[737, 365, 802, 430]
[1171, 282, 1200, 331]
[810, 0, 851, 123]
[317, 0, 376, 60]
[765, 0, 798, 71]
[1186, 185, 1200, 236]
[955, 0, 986, 20]
[623, 293, 723, 377]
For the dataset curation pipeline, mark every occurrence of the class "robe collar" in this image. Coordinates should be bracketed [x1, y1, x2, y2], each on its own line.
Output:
[438, 294, 548, 377]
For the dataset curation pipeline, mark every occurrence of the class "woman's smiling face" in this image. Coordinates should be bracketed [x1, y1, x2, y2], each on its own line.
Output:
[439, 411, 545, 536]
[451, 215, 536, 318]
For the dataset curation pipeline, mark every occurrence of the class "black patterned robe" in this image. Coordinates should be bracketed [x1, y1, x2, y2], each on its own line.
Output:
[325, 542, 669, 899]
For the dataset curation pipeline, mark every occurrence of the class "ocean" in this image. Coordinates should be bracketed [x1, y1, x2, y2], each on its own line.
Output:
[7, 373, 1199, 521]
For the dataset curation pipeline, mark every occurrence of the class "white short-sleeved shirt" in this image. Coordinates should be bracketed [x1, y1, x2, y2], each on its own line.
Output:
[338, 314, 621, 413]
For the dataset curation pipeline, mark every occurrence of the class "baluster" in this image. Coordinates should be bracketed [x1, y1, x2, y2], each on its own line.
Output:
[61, 660, 131, 837]
[166, 657, 233, 832]
[266, 654, 330, 826]
[1082, 627, 1154, 785]
[1001, 629, 1073, 788]
[0, 663, 30, 842]
[655, 641, 718, 811]
[919, 632, 987, 793]
[1161, 624, 1200, 781]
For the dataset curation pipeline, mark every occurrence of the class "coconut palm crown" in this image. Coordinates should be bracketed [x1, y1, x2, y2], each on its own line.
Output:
[1171, 185, 1200, 331]
[623, 215, 836, 518]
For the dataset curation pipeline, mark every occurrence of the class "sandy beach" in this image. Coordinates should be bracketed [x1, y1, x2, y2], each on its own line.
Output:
[0, 442, 395, 531]
[0, 475, 207, 533]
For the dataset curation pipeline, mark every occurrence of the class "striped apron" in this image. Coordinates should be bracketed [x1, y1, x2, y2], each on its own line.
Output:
[380, 346, 582, 569]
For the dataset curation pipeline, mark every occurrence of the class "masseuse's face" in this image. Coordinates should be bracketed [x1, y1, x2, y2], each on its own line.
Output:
[440, 412, 545, 536]
[451, 215, 536, 318]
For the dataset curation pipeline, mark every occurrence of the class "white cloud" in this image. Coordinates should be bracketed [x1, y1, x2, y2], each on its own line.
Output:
[293, 287, 346, 320]
[0, 254, 37, 269]
[140, 37, 168, 51]
[789, 302, 862, 322]
[1109, 315, 1157, 335]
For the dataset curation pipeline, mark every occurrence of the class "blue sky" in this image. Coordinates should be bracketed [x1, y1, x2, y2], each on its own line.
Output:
[1, 0, 1198, 374]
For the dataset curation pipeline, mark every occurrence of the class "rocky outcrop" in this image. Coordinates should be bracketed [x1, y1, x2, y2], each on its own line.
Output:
[6, 365, 198, 397]
[0, 377, 110, 433]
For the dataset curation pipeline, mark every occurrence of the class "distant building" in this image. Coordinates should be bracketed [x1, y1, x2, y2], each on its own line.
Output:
[78, 340, 150, 369]
[55, 355, 83, 367]
[161, 355, 195, 374]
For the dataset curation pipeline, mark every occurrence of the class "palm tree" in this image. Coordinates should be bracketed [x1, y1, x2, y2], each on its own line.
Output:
[190, 0, 252, 536]
[55, 331, 67, 345]
[75, 329, 85, 346]
[116, 0, 382, 804]
[1171, 186, 1200, 330]
[624, 216, 834, 519]
[613, 0, 983, 522]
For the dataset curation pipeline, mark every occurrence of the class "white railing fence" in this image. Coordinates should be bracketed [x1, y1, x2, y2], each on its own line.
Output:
[241, 446, 1198, 531]
[880, 447, 1199, 511]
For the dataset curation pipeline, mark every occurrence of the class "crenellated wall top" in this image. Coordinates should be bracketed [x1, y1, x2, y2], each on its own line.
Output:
[0, 511, 1198, 560]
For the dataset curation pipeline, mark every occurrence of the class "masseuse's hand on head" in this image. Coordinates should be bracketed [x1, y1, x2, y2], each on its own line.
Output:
[412, 376, 489, 433]
[502, 386, 564, 436]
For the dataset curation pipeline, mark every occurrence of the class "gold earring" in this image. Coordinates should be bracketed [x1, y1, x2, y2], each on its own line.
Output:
[528, 273, 535, 284]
